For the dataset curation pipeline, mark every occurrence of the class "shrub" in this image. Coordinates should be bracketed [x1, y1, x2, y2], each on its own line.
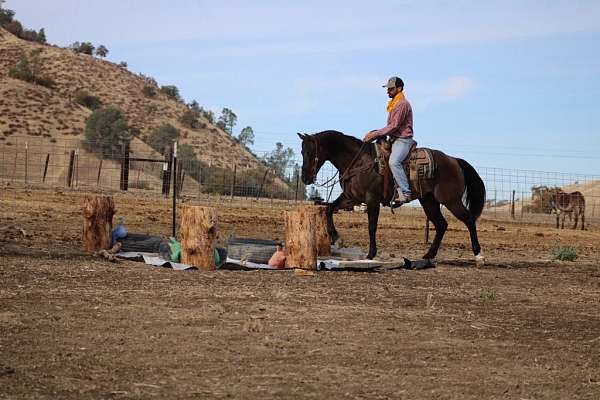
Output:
[8, 50, 55, 89]
[118, 61, 128, 68]
[74, 90, 102, 110]
[138, 73, 157, 87]
[95, 45, 108, 58]
[480, 290, 496, 301]
[3, 19, 22, 36]
[202, 110, 215, 124]
[70, 41, 94, 55]
[142, 85, 156, 98]
[552, 246, 577, 261]
[179, 109, 201, 128]
[148, 123, 179, 154]
[83, 107, 130, 157]
[160, 85, 181, 101]
[0, 2, 15, 26]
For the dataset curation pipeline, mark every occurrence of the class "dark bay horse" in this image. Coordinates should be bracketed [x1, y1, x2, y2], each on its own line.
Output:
[298, 130, 486, 265]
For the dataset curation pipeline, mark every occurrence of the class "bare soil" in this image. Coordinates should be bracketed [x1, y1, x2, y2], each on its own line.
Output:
[1, 186, 599, 399]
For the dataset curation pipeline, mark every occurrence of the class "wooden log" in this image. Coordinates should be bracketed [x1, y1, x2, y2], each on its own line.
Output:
[299, 205, 331, 256]
[180, 205, 217, 270]
[285, 207, 317, 270]
[82, 195, 115, 252]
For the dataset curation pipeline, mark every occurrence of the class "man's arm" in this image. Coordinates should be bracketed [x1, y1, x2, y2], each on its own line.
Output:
[372, 102, 409, 138]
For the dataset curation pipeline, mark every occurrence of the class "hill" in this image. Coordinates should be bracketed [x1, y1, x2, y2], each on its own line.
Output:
[0, 27, 291, 192]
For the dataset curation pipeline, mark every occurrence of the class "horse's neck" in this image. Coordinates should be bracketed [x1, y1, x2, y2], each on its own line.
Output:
[322, 137, 368, 172]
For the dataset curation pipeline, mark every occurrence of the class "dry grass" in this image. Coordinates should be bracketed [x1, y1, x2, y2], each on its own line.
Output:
[0, 27, 272, 175]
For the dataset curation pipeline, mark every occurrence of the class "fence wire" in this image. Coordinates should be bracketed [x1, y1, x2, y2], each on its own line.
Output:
[1, 136, 599, 226]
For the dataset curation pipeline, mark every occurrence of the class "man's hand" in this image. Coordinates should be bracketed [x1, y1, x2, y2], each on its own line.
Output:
[363, 131, 378, 143]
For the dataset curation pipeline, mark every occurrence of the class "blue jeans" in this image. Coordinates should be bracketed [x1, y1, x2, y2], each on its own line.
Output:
[389, 137, 414, 196]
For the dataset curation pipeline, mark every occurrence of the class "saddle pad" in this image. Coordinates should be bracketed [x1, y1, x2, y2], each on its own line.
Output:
[408, 148, 436, 182]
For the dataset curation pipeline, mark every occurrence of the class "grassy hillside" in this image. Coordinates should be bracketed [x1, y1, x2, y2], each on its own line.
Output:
[0, 27, 270, 173]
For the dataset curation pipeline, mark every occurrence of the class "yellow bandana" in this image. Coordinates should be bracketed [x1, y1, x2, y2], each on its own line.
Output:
[386, 91, 404, 113]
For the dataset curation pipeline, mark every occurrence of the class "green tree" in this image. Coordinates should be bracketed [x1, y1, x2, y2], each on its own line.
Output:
[263, 142, 294, 178]
[95, 44, 108, 58]
[238, 126, 254, 147]
[71, 41, 94, 55]
[188, 100, 201, 113]
[148, 123, 180, 154]
[37, 28, 46, 44]
[83, 107, 130, 157]
[0, 0, 15, 26]
[8, 50, 54, 88]
[202, 109, 215, 124]
[217, 107, 237, 135]
[160, 85, 181, 102]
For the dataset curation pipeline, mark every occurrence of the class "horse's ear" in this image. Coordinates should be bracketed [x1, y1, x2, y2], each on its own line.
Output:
[297, 132, 306, 140]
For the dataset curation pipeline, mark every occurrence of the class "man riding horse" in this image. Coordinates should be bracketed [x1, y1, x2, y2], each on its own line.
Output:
[363, 76, 414, 207]
[297, 75, 486, 264]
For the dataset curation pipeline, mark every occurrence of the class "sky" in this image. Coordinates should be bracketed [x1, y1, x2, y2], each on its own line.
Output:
[7, 0, 600, 176]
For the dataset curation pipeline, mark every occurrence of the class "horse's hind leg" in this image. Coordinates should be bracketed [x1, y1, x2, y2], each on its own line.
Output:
[573, 212, 578, 230]
[444, 198, 483, 265]
[419, 195, 448, 260]
[581, 211, 585, 230]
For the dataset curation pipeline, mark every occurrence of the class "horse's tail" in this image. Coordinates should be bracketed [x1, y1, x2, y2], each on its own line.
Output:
[457, 158, 486, 220]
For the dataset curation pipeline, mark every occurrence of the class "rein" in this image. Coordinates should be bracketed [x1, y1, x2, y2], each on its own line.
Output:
[310, 140, 371, 201]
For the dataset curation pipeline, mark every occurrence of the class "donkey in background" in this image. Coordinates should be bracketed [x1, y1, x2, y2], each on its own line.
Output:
[550, 190, 585, 230]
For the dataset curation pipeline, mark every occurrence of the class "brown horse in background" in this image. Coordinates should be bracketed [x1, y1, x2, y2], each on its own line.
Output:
[298, 131, 486, 264]
[551, 190, 585, 230]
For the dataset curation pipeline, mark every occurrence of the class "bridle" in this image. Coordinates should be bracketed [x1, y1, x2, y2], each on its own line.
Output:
[307, 136, 370, 201]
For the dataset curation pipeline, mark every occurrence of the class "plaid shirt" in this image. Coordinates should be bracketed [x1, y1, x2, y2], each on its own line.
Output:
[373, 98, 413, 139]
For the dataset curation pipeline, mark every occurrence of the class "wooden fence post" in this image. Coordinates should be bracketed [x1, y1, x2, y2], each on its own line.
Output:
[511, 190, 515, 219]
[230, 164, 237, 201]
[42, 153, 50, 183]
[119, 142, 130, 191]
[24, 142, 28, 184]
[67, 149, 75, 187]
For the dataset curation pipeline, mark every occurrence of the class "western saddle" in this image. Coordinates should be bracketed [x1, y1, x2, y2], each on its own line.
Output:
[374, 138, 437, 206]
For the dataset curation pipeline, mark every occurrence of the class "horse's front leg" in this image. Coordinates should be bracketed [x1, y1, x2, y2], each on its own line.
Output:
[366, 203, 380, 259]
[326, 193, 354, 245]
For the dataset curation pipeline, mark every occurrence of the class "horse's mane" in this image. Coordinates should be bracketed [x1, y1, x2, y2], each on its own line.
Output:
[313, 130, 369, 152]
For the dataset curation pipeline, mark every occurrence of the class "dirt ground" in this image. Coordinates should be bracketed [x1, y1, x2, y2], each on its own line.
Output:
[1, 186, 599, 399]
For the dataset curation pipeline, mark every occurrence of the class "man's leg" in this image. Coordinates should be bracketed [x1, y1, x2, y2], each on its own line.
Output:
[389, 138, 414, 202]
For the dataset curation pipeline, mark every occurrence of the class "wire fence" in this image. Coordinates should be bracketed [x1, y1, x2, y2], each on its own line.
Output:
[2, 136, 599, 227]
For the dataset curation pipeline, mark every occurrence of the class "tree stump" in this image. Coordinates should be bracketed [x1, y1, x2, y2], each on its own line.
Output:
[82, 195, 115, 252]
[300, 205, 331, 256]
[180, 205, 217, 270]
[285, 207, 317, 270]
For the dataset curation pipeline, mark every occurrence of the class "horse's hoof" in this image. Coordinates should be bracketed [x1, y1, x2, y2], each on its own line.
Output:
[475, 253, 485, 267]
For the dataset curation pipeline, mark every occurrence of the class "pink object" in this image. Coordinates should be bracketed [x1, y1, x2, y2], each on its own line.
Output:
[268, 245, 287, 268]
